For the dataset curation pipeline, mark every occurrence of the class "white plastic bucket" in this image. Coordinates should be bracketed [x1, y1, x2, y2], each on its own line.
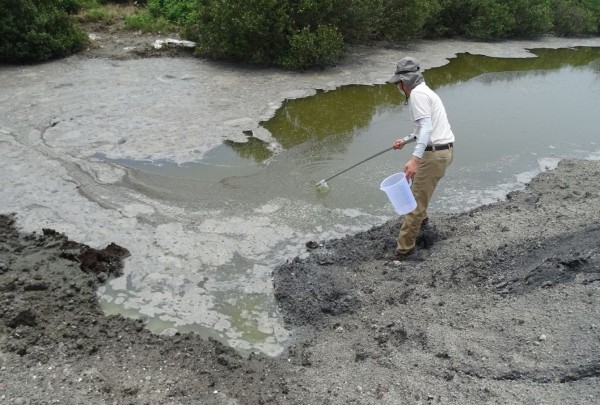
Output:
[379, 172, 417, 215]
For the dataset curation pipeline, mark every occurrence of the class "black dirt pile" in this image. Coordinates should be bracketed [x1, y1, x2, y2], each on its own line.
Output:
[0, 214, 287, 404]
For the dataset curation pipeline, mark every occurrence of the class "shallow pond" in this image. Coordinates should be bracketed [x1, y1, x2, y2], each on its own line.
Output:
[96, 47, 600, 354]
[109, 47, 600, 214]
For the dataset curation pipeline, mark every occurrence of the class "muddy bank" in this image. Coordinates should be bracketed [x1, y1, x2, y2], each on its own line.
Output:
[1, 158, 598, 404]
[272, 159, 600, 404]
[0, 214, 285, 404]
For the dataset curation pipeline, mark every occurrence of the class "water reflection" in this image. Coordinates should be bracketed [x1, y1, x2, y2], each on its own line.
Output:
[262, 85, 400, 148]
[224, 135, 274, 163]
[230, 47, 600, 163]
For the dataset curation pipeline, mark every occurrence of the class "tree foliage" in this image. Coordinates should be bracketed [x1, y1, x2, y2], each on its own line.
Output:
[179, 0, 441, 68]
[464, 0, 515, 40]
[168, 0, 598, 68]
[428, 0, 554, 40]
[147, 0, 200, 25]
[186, 0, 290, 65]
[2, 0, 598, 68]
[552, 0, 599, 36]
[509, 0, 553, 38]
[0, 0, 87, 63]
[377, 0, 440, 42]
[281, 25, 344, 69]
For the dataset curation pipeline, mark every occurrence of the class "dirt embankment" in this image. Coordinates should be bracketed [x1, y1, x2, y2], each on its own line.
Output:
[78, 18, 195, 60]
[1, 159, 599, 404]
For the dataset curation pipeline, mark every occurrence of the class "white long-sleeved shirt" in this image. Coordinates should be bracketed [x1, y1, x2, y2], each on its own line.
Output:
[408, 83, 455, 159]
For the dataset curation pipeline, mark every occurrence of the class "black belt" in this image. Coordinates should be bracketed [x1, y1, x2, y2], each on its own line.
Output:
[425, 143, 453, 152]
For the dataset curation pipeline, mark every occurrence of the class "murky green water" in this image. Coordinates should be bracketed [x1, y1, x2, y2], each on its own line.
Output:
[115, 47, 600, 213]
[97, 47, 600, 354]
[262, 47, 600, 174]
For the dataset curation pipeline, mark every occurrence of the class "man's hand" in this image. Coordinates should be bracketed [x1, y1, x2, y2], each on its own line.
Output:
[392, 138, 405, 150]
[404, 156, 420, 181]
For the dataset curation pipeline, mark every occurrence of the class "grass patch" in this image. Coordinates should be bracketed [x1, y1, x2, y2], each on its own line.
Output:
[77, 2, 136, 25]
[76, 1, 176, 34]
[124, 11, 175, 33]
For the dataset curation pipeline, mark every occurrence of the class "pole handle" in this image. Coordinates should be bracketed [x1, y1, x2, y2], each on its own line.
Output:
[323, 146, 393, 183]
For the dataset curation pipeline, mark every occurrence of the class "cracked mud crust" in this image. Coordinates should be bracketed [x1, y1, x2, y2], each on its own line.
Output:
[1, 159, 599, 404]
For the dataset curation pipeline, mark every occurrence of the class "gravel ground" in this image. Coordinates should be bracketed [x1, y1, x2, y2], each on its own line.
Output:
[1, 159, 599, 404]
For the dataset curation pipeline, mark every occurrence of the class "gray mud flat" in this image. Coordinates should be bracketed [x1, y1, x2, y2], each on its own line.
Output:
[1, 159, 599, 404]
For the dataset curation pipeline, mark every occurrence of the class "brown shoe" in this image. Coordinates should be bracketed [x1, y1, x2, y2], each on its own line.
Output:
[420, 217, 429, 229]
[389, 247, 416, 261]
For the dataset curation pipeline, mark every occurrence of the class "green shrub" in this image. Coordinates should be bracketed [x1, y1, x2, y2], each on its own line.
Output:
[425, 0, 477, 37]
[58, 0, 83, 14]
[98, 0, 132, 4]
[509, 0, 553, 38]
[143, 0, 600, 68]
[333, 0, 383, 43]
[280, 25, 344, 69]
[464, 0, 514, 40]
[147, 0, 201, 25]
[190, 0, 290, 64]
[377, 0, 440, 42]
[589, 0, 600, 32]
[431, 0, 513, 40]
[0, 0, 87, 63]
[553, 0, 598, 35]
[428, 0, 553, 40]
[188, 0, 350, 68]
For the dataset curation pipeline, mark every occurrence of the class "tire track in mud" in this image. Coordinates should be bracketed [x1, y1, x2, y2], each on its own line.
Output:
[4, 121, 129, 209]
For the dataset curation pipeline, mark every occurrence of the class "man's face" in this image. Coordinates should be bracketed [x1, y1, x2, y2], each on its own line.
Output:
[397, 81, 406, 96]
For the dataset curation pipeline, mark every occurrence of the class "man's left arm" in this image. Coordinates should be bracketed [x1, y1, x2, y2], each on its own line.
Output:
[404, 117, 432, 180]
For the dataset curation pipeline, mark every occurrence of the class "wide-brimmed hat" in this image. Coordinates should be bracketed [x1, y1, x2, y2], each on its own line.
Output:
[387, 57, 424, 89]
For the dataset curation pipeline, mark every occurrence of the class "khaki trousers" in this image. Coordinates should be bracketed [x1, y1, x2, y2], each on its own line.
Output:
[397, 147, 453, 254]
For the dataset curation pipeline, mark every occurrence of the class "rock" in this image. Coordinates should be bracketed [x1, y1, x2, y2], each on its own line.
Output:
[97, 272, 108, 283]
[23, 281, 48, 291]
[305, 241, 319, 250]
[122, 386, 139, 396]
[135, 320, 144, 332]
[152, 39, 196, 50]
[7, 309, 37, 328]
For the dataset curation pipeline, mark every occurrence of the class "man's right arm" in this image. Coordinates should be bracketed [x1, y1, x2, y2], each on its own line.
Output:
[393, 133, 417, 150]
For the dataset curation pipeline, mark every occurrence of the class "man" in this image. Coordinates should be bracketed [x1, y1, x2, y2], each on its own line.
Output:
[386, 57, 454, 259]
